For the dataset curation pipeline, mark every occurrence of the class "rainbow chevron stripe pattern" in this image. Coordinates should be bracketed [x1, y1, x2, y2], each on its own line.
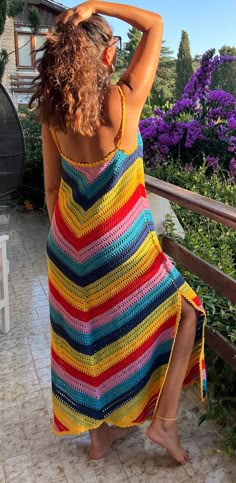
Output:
[47, 87, 207, 435]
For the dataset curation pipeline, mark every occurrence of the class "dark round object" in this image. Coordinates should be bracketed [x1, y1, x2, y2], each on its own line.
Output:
[0, 83, 25, 196]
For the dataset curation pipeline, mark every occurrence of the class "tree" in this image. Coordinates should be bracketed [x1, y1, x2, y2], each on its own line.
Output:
[211, 45, 236, 97]
[115, 48, 126, 72]
[0, 2, 38, 82]
[0, 47, 7, 80]
[7, 0, 24, 18]
[118, 32, 176, 108]
[151, 41, 176, 106]
[112, 27, 140, 83]
[123, 27, 141, 64]
[28, 7, 40, 34]
[175, 30, 193, 99]
[0, 0, 7, 35]
[192, 54, 201, 72]
[112, 48, 127, 83]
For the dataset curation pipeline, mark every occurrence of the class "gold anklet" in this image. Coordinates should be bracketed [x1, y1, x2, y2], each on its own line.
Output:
[156, 415, 177, 421]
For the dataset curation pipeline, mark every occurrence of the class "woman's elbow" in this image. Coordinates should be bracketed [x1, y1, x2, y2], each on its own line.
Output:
[154, 14, 163, 29]
[45, 185, 60, 196]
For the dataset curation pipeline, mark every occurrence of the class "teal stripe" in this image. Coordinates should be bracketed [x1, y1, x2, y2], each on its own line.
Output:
[143, 209, 155, 225]
[52, 339, 172, 410]
[62, 149, 129, 197]
[48, 211, 148, 277]
[171, 266, 185, 284]
[62, 131, 143, 198]
[137, 131, 143, 146]
[50, 273, 174, 345]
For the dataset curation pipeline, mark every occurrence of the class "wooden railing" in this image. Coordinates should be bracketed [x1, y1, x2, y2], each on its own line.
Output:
[145, 174, 236, 371]
[11, 74, 36, 94]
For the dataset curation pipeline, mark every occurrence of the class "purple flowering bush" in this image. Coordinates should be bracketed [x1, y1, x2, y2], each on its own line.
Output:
[140, 49, 236, 177]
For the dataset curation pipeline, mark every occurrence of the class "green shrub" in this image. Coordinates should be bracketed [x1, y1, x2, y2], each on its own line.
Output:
[27, 8, 40, 35]
[0, 0, 7, 36]
[0, 48, 8, 81]
[7, 0, 24, 18]
[19, 108, 44, 208]
[152, 161, 236, 342]
[198, 349, 236, 457]
[148, 159, 236, 455]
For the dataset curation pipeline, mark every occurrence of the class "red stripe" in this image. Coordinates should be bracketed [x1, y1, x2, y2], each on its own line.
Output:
[193, 295, 203, 309]
[54, 184, 146, 250]
[134, 393, 158, 423]
[135, 365, 201, 423]
[53, 414, 69, 432]
[183, 364, 199, 385]
[51, 314, 176, 387]
[49, 251, 163, 321]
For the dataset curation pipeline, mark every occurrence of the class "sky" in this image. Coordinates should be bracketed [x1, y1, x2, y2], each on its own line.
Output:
[64, 0, 236, 57]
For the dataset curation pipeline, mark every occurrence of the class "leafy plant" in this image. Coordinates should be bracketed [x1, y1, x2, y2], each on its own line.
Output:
[7, 0, 24, 18]
[0, 0, 7, 36]
[154, 160, 236, 456]
[27, 8, 40, 35]
[18, 108, 44, 207]
[156, 161, 236, 342]
[0, 47, 7, 81]
[0, 0, 24, 80]
[198, 350, 236, 457]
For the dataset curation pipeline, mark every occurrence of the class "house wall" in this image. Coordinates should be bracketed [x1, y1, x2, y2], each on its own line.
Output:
[0, 17, 16, 101]
[0, 2, 64, 107]
[16, 4, 58, 28]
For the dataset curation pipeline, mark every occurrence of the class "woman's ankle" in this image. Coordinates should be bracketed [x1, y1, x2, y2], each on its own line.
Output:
[150, 415, 177, 431]
[89, 423, 110, 442]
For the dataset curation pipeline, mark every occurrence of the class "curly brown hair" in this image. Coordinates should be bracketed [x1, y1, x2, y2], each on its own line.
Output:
[29, 15, 113, 136]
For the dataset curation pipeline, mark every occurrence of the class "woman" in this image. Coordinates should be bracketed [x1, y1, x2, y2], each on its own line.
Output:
[30, 0, 206, 466]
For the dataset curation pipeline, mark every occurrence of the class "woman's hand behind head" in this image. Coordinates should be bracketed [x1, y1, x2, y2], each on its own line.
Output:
[29, 13, 114, 137]
[56, 1, 96, 26]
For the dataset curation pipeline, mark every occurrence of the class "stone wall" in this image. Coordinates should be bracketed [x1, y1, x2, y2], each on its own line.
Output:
[0, 16, 16, 102]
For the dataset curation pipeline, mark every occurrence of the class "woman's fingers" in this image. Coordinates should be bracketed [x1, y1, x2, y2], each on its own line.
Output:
[55, 9, 74, 25]
[74, 13, 83, 26]
[55, 3, 96, 26]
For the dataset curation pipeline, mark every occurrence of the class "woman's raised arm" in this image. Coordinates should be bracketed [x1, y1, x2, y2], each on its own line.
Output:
[57, 1, 163, 110]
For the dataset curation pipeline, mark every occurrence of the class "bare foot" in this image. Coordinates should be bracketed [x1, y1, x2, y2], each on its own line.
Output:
[146, 419, 189, 465]
[89, 424, 136, 459]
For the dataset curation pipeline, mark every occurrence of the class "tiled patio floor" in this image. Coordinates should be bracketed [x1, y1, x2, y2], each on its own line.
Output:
[0, 208, 235, 483]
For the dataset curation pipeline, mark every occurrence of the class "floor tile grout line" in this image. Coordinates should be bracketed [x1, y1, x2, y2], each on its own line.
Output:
[29, 451, 37, 483]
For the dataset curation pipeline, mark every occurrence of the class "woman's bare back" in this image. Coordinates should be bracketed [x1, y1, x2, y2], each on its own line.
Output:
[52, 84, 139, 164]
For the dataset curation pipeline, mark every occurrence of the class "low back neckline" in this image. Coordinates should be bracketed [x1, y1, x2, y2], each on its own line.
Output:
[50, 86, 138, 168]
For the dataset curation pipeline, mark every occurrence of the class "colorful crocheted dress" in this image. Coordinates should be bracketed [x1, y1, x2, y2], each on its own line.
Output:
[47, 86, 207, 435]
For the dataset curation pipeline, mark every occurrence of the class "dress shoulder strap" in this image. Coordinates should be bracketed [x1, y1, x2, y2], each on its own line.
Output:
[117, 85, 126, 149]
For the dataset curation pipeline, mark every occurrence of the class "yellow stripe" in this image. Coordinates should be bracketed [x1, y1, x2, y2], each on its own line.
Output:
[59, 161, 141, 230]
[57, 158, 143, 236]
[52, 336, 203, 435]
[111, 369, 165, 423]
[51, 292, 178, 374]
[52, 293, 205, 435]
[52, 368, 165, 433]
[47, 234, 160, 308]
[48, 263, 88, 311]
